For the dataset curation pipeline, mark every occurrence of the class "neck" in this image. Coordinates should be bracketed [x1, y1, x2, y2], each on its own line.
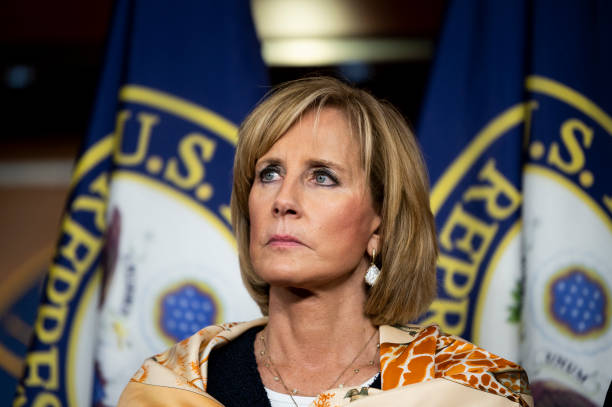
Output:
[265, 280, 377, 370]
[256, 263, 381, 396]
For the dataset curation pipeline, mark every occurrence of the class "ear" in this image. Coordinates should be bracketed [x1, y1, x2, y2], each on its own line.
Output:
[367, 228, 380, 258]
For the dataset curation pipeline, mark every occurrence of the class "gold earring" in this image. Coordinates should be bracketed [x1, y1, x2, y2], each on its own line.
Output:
[364, 249, 381, 286]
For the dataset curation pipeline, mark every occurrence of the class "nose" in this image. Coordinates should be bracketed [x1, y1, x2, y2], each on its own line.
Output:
[272, 177, 301, 217]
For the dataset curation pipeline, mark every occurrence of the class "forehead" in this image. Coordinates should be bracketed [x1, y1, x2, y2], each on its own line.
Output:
[259, 107, 360, 161]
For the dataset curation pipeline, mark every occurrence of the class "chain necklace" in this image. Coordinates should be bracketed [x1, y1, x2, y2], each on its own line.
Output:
[258, 329, 379, 406]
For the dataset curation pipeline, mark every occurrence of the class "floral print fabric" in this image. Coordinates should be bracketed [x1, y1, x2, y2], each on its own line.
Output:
[122, 318, 532, 406]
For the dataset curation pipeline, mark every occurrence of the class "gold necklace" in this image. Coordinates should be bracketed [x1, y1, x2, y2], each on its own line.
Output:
[258, 329, 379, 406]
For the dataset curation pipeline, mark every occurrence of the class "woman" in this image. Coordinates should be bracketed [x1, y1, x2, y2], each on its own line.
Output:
[118, 77, 532, 406]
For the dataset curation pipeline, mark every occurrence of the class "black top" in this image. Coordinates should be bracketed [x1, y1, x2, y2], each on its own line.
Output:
[206, 326, 381, 407]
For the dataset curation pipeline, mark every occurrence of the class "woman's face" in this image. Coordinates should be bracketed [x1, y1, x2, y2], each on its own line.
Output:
[248, 107, 381, 289]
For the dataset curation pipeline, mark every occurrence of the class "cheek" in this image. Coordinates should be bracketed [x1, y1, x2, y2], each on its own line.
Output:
[248, 217, 263, 268]
[248, 198, 262, 242]
[247, 190, 263, 255]
[319, 197, 375, 246]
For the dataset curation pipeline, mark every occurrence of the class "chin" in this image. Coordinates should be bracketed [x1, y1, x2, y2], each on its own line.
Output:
[261, 269, 358, 294]
[253, 257, 301, 279]
[252, 255, 363, 290]
[258, 270, 310, 288]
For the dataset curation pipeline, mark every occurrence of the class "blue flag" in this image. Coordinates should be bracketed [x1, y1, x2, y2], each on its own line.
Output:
[418, 1, 612, 405]
[15, 1, 267, 406]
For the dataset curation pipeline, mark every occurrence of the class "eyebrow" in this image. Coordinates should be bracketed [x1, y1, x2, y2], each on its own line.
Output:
[254, 157, 281, 170]
[256, 156, 346, 172]
[306, 159, 346, 173]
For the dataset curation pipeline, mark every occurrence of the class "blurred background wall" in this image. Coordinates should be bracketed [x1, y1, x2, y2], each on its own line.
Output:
[0, 0, 113, 394]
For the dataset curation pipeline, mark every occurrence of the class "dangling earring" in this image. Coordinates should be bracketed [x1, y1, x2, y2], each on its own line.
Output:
[365, 249, 381, 286]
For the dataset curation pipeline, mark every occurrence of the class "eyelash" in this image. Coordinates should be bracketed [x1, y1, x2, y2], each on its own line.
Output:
[258, 165, 281, 182]
[257, 166, 339, 186]
[312, 168, 338, 186]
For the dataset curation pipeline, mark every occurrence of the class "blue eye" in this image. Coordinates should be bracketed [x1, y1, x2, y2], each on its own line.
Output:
[259, 166, 280, 182]
[313, 170, 337, 186]
[316, 174, 329, 183]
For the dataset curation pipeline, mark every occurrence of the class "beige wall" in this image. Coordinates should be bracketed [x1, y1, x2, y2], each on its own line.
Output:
[0, 151, 75, 378]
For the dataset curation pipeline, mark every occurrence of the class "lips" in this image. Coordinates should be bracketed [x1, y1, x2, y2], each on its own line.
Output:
[267, 234, 304, 247]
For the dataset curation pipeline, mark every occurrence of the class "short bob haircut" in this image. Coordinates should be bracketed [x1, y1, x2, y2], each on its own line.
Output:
[231, 76, 438, 326]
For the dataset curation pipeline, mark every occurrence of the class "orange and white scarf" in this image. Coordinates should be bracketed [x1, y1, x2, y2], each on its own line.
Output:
[118, 318, 533, 406]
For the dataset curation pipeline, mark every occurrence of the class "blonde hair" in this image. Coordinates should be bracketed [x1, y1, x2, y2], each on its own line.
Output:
[231, 76, 438, 325]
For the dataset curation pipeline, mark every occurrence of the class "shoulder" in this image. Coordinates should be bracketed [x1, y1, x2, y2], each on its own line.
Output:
[117, 318, 268, 406]
[379, 324, 532, 406]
